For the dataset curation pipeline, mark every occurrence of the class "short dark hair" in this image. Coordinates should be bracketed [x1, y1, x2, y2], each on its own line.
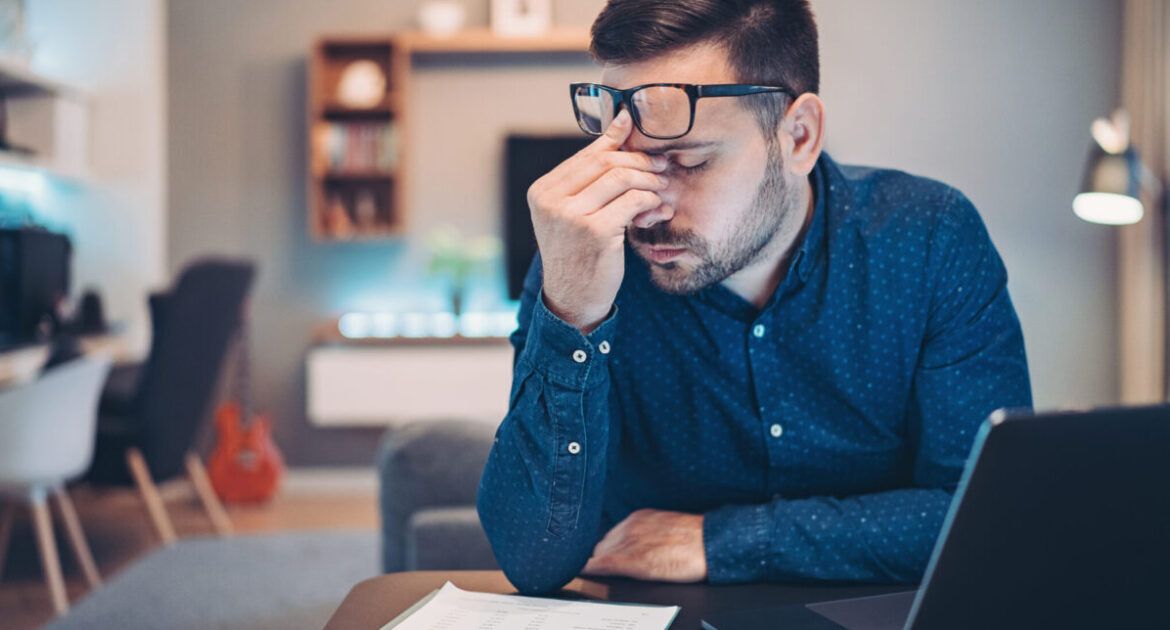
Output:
[590, 0, 819, 137]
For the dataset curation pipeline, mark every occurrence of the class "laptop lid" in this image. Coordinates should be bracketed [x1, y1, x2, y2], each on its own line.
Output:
[904, 404, 1170, 629]
[703, 405, 1170, 630]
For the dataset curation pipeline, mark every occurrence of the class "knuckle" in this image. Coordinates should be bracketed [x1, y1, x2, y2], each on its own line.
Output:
[584, 218, 606, 236]
[612, 167, 635, 186]
[571, 214, 593, 232]
[599, 152, 620, 169]
[527, 181, 547, 206]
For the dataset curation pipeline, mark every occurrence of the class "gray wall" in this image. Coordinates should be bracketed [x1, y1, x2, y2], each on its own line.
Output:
[168, 0, 1121, 466]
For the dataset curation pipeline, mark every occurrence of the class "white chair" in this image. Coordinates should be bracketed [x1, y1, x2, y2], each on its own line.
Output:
[0, 356, 112, 616]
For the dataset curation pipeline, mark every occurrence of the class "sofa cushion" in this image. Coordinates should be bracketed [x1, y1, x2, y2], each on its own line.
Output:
[406, 506, 498, 570]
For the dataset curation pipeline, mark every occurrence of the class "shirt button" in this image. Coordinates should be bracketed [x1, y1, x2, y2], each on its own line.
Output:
[598, 341, 611, 354]
[753, 324, 766, 338]
[567, 441, 581, 454]
[572, 349, 587, 363]
[770, 423, 783, 438]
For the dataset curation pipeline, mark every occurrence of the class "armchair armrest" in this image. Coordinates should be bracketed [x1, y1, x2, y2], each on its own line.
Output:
[377, 419, 496, 572]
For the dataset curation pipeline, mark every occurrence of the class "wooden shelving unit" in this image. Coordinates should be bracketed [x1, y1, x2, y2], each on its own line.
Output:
[308, 38, 400, 239]
[0, 60, 87, 181]
[307, 28, 590, 242]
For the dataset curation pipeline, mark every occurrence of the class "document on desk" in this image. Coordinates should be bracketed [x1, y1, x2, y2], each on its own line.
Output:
[379, 581, 680, 630]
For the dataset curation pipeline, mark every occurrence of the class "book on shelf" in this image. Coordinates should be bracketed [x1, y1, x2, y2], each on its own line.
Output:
[314, 121, 398, 174]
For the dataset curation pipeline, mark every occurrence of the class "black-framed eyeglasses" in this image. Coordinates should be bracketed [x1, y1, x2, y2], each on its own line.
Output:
[570, 82, 796, 140]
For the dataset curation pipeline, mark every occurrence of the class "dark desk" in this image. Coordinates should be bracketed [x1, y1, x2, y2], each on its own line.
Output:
[324, 570, 908, 629]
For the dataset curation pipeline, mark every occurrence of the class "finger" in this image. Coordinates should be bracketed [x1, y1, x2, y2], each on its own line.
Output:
[582, 108, 634, 155]
[536, 109, 659, 196]
[546, 150, 668, 199]
[566, 167, 669, 215]
[590, 189, 664, 232]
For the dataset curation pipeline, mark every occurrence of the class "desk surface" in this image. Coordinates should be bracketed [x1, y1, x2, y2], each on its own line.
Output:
[324, 570, 907, 629]
[0, 333, 134, 388]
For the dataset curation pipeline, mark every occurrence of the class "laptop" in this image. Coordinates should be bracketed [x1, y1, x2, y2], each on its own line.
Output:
[702, 405, 1170, 630]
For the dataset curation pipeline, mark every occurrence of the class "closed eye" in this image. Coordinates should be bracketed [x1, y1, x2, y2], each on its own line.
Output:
[674, 160, 709, 175]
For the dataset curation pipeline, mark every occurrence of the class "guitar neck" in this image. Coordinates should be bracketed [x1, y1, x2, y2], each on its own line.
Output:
[235, 317, 253, 421]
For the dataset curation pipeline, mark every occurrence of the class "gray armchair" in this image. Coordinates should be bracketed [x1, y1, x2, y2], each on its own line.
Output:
[377, 419, 499, 572]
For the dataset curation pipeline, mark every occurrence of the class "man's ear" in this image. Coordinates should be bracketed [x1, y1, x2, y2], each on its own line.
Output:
[779, 92, 826, 177]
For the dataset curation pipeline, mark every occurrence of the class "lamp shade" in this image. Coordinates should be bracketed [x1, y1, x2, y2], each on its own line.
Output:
[1073, 143, 1145, 225]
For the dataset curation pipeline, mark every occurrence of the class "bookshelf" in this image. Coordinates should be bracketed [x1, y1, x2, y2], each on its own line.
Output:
[308, 38, 399, 239]
[307, 28, 590, 241]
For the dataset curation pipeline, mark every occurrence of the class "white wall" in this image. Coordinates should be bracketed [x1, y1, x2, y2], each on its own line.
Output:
[166, 1, 1119, 464]
[812, 0, 1121, 408]
[25, 0, 167, 357]
[406, 0, 1124, 410]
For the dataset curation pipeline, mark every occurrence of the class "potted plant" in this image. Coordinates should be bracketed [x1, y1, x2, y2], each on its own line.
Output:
[425, 225, 501, 318]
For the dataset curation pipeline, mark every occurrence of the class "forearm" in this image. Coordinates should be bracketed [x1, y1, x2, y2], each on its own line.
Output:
[703, 487, 954, 584]
[476, 298, 617, 594]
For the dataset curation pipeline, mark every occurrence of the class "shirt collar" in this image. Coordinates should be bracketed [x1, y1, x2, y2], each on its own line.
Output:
[793, 150, 832, 284]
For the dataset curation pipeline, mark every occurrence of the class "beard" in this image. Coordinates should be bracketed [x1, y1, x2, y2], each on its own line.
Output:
[628, 143, 795, 295]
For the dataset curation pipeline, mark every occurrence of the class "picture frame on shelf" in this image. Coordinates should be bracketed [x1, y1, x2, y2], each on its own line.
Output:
[490, 0, 551, 37]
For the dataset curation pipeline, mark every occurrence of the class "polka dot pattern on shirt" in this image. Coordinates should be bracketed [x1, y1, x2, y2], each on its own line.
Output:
[477, 152, 1032, 593]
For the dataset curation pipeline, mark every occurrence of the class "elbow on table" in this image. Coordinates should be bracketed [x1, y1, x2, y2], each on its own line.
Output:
[498, 554, 582, 596]
[477, 501, 584, 595]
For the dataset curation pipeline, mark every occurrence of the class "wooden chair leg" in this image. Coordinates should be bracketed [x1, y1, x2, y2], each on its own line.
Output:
[30, 491, 68, 615]
[51, 487, 102, 589]
[184, 452, 234, 536]
[0, 500, 15, 582]
[125, 448, 177, 545]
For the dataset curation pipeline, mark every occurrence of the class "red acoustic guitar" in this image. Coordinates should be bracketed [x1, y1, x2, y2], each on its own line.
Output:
[209, 320, 284, 502]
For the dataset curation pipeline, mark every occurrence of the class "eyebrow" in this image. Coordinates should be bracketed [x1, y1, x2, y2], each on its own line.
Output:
[642, 140, 719, 155]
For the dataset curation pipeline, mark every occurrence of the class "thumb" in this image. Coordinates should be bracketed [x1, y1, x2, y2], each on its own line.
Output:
[590, 109, 633, 152]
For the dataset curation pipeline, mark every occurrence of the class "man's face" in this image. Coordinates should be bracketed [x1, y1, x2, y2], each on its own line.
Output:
[602, 43, 798, 294]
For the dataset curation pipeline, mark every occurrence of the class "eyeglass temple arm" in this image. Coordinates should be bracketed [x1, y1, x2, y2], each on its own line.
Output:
[697, 85, 793, 98]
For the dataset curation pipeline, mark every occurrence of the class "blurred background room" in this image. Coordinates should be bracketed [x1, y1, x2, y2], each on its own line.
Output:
[0, 0, 1166, 628]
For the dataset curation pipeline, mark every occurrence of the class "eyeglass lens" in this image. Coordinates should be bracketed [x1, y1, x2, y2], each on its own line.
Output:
[573, 85, 617, 134]
[574, 85, 693, 138]
[630, 86, 691, 138]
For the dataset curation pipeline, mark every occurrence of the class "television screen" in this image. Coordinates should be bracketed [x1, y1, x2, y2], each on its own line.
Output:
[503, 134, 592, 300]
[0, 228, 72, 349]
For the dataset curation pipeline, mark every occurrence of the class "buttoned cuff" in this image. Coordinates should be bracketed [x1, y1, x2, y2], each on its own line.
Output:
[703, 502, 773, 584]
[517, 291, 618, 390]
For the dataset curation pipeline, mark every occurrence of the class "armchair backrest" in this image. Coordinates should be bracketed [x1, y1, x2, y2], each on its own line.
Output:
[134, 258, 255, 481]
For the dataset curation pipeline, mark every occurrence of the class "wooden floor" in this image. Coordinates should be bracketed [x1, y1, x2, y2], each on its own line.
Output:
[0, 477, 378, 630]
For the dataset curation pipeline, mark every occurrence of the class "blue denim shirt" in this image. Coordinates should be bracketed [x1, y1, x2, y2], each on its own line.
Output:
[477, 152, 1033, 595]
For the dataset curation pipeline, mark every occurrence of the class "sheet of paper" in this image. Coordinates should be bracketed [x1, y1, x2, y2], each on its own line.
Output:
[380, 581, 680, 630]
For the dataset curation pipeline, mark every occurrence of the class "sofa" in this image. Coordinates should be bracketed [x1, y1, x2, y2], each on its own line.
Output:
[377, 419, 500, 572]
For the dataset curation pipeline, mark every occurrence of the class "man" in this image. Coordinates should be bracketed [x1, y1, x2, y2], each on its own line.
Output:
[477, 0, 1032, 595]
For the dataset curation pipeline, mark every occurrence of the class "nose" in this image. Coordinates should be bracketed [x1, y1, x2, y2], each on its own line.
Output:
[632, 172, 679, 228]
[632, 201, 675, 230]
